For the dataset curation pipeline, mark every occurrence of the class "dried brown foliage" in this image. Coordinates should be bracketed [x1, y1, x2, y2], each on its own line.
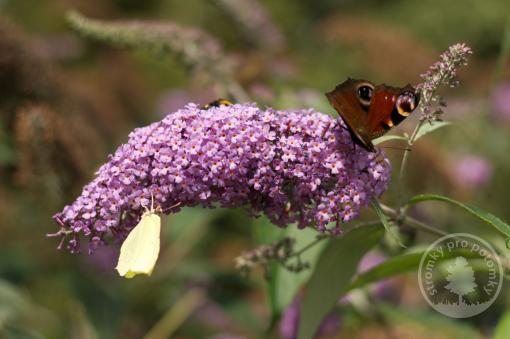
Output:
[0, 17, 135, 203]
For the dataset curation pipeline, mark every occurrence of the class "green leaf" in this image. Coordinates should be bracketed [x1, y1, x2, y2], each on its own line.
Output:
[272, 228, 327, 316]
[252, 218, 327, 326]
[349, 248, 478, 291]
[297, 224, 383, 339]
[0, 279, 55, 337]
[414, 121, 451, 141]
[349, 252, 422, 290]
[377, 304, 480, 339]
[371, 199, 406, 248]
[372, 134, 408, 146]
[494, 310, 510, 339]
[68, 301, 99, 339]
[165, 207, 216, 238]
[156, 208, 215, 277]
[252, 216, 285, 245]
[407, 194, 510, 238]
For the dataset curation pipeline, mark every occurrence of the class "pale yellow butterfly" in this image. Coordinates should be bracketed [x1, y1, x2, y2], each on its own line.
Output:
[116, 198, 161, 278]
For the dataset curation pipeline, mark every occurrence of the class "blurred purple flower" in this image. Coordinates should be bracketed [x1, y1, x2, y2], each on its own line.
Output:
[339, 252, 400, 304]
[355, 252, 401, 303]
[491, 82, 510, 123]
[358, 251, 385, 272]
[279, 295, 340, 339]
[52, 103, 391, 253]
[450, 154, 492, 190]
[194, 301, 235, 330]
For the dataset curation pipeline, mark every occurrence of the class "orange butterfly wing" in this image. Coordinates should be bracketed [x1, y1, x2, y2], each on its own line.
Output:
[368, 84, 418, 139]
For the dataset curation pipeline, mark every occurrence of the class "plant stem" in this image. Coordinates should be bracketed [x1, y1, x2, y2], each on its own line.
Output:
[396, 120, 424, 214]
[143, 288, 205, 339]
[380, 203, 510, 271]
[380, 203, 447, 237]
[288, 220, 382, 259]
[290, 234, 328, 258]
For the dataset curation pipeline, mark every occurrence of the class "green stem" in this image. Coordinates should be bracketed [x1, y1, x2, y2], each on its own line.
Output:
[380, 203, 447, 237]
[396, 120, 424, 214]
[290, 235, 328, 258]
[381, 203, 510, 271]
[143, 289, 206, 339]
[287, 220, 382, 259]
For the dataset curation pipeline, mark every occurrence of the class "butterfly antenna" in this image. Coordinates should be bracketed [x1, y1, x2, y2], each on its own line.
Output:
[379, 146, 412, 152]
[161, 202, 181, 214]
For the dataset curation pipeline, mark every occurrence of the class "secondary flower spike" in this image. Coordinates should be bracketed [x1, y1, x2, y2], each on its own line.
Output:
[52, 103, 391, 253]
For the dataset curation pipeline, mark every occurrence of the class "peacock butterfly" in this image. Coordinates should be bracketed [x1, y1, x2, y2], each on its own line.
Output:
[326, 78, 420, 152]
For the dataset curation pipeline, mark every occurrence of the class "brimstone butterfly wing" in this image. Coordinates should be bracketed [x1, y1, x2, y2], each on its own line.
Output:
[116, 208, 161, 278]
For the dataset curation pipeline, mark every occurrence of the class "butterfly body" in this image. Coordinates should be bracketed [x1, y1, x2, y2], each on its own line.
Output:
[326, 78, 420, 152]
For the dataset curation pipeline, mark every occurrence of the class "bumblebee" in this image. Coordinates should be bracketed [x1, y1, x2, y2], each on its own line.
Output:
[202, 98, 233, 110]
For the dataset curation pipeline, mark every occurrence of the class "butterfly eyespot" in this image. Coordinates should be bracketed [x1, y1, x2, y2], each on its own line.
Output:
[396, 91, 419, 116]
[356, 85, 373, 107]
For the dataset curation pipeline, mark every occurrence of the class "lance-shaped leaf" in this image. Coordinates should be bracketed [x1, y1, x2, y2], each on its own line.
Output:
[298, 223, 383, 339]
[407, 194, 510, 238]
[373, 134, 408, 146]
[414, 120, 451, 141]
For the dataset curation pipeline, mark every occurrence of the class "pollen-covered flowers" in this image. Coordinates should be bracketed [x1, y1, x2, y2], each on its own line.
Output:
[52, 103, 391, 253]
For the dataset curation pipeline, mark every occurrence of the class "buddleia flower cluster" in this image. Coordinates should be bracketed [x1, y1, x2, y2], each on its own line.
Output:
[417, 43, 472, 121]
[52, 103, 391, 253]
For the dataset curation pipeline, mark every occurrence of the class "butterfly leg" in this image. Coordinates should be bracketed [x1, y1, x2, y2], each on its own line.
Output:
[320, 122, 328, 138]
[335, 118, 351, 133]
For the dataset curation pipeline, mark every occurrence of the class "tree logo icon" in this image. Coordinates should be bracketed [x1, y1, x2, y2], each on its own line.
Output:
[418, 233, 503, 318]
[444, 256, 477, 306]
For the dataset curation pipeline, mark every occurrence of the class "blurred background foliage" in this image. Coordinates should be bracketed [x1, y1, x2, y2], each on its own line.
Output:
[0, 0, 510, 338]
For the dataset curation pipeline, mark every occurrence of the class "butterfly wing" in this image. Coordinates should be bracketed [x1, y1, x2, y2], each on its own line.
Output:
[367, 84, 419, 140]
[116, 211, 161, 278]
[326, 78, 375, 151]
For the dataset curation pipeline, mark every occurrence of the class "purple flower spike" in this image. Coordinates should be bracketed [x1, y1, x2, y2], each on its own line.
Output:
[52, 103, 391, 253]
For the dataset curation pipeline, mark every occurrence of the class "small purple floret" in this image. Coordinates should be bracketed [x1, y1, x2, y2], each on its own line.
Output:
[52, 103, 391, 253]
